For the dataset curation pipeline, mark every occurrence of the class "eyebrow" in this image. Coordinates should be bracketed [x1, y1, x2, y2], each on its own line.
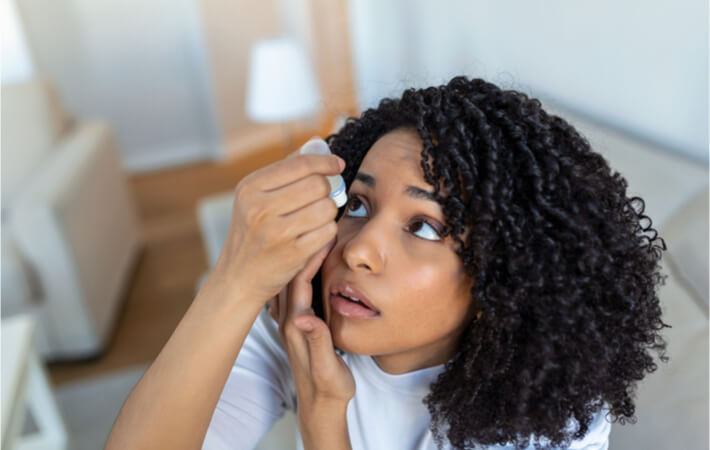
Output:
[354, 172, 439, 204]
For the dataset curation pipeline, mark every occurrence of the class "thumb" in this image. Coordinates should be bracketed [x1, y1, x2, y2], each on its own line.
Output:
[288, 238, 336, 317]
[294, 237, 336, 284]
[294, 315, 339, 367]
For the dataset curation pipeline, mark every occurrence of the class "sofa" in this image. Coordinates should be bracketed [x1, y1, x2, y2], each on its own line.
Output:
[195, 107, 708, 450]
[1, 78, 143, 360]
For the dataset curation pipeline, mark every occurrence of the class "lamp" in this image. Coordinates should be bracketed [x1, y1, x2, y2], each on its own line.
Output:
[245, 37, 322, 154]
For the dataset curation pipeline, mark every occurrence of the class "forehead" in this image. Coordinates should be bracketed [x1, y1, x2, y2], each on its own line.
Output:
[360, 129, 424, 178]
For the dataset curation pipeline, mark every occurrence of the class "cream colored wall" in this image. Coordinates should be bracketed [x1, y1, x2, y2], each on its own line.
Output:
[0, 0, 35, 83]
[348, 0, 708, 163]
[15, 0, 357, 167]
[16, 0, 221, 173]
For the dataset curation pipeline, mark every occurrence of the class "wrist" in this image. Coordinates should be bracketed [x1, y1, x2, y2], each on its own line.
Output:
[300, 397, 349, 419]
[199, 269, 264, 315]
[298, 401, 351, 450]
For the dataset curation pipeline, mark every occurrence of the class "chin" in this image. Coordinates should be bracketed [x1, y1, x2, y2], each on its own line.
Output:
[329, 324, 376, 355]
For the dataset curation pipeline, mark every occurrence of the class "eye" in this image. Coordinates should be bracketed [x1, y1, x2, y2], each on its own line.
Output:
[344, 195, 443, 242]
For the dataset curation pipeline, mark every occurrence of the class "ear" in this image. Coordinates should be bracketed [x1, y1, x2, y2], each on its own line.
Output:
[465, 298, 483, 323]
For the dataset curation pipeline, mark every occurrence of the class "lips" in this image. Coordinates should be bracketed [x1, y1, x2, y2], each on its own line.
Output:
[329, 280, 379, 313]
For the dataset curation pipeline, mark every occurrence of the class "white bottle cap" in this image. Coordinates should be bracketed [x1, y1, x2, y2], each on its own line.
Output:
[299, 138, 331, 156]
[330, 180, 348, 208]
[299, 137, 348, 208]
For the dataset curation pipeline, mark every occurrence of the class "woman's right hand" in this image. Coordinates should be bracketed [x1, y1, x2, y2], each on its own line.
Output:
[211, 146, 345, 307]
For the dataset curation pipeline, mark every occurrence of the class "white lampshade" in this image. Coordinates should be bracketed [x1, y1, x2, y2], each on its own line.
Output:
[246, 37, 322, 123]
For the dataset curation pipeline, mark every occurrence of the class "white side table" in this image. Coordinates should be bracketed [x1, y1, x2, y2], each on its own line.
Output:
[2, 314, 68, 450]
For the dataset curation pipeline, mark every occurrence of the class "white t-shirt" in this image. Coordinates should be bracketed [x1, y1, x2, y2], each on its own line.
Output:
[203, 307, 611, 450]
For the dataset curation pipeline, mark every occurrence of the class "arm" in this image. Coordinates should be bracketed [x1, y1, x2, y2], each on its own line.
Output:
[299, 401, 352, 450]
[106, 145, 344, 449]
[105, 270, 266, 450]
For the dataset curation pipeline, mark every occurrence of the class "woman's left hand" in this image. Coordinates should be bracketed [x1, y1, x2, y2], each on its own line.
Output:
[269, 237, 356, 412]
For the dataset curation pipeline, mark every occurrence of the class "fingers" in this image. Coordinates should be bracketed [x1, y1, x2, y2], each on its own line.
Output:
[294, 221, 338, 260]
[285, 136, 322, 160]
[278, 233, 336, 378]
[278, 286, 288, 325]
[294, 315, 341, 381]
[287, 238, 336, 318]
[296, 238, 336, 283]
[257, 153, 344, 192]
[278, 239, 335, 367]
[266, 174, 333, 217]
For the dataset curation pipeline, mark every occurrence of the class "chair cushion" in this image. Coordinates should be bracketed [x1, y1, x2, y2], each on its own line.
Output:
[660, 187, 709, 314]
[608, 254, 709, 449]
[1, 78, 73, 208]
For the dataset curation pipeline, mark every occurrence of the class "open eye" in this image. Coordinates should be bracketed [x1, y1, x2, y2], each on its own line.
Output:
[344, 195, 443, 242]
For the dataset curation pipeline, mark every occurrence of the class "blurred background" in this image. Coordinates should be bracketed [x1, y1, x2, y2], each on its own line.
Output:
[1, 0, 707, 449]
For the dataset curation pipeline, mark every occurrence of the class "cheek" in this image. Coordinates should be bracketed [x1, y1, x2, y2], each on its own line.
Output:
[397, 262, 471, 313]
[400, 261, 450, 292]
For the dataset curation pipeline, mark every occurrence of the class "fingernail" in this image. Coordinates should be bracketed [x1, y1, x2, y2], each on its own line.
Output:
[336, 156, 346, 170]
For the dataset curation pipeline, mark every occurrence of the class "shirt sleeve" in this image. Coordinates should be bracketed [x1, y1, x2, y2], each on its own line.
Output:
[202, 306, 297, 450]
[531, 404, 612, 450]
[493, 404, 612, 450]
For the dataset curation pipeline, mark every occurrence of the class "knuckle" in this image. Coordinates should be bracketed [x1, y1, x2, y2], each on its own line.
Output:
[295, 155, 311, 173]
[292, 236, 305, 253]
[323, 197, 338, 219]
[319, 176, 332, 197]
[315, 197, 336, 220]
[237, 171, 257, 192]
[246, 203, 268, 226]
[313, 366, 336, 384]
[306, 175, 330, 198]
[322, 154, 340, 173]
[326, 220, 338, 237]
[234, 182, 248, 203]
[283, 322, 301, 341]
[236, 185, 258, 213]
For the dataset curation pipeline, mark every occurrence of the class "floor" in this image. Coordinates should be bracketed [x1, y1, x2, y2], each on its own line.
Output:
[47, 125, 333, 386]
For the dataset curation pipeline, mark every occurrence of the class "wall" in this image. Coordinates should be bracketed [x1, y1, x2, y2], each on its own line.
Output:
[16, 0, 220, 173]
[0, 0, 35, 83]
[12, 0, 356, 170]
[347, 0, 708, 163]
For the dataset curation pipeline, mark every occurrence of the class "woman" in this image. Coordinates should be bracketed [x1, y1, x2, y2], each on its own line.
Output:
[106, 76, 668, 449]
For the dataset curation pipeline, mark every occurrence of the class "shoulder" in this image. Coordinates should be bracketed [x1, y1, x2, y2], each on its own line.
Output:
[537, 405, 612, 450]
[492, 405, 611, 450]
[565, 405, 611, 450]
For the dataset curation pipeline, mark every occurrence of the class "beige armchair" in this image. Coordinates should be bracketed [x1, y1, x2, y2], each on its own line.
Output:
[1, 78, 143, 360]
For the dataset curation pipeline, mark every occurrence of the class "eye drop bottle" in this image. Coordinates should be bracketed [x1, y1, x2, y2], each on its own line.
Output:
[299, 137, 348, 208]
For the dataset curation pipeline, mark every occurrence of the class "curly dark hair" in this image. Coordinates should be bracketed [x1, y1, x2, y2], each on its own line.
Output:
[316, 76, 670, 449]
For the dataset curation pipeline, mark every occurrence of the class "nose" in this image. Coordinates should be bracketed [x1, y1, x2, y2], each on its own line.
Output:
[341, 217, 386, 274]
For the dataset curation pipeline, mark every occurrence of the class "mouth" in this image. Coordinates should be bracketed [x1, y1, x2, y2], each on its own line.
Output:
[329, 280, 380, 319]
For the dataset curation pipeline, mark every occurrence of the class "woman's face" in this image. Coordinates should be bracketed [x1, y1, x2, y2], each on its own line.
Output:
[321, 128, 477, 375]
